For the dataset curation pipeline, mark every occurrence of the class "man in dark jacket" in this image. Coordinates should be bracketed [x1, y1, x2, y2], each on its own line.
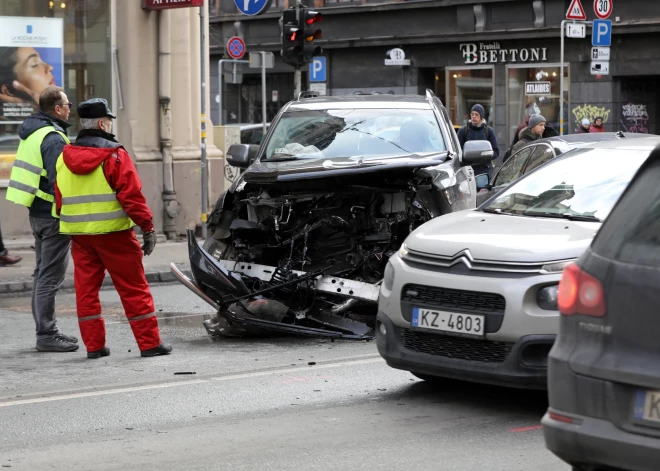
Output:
[5, 86, 78, 352]
[456, 104, 499, 176]
[510, 114, 546, 155]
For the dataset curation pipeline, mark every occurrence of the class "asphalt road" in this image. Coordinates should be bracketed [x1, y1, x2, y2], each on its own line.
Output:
[0, 285, 568, 471]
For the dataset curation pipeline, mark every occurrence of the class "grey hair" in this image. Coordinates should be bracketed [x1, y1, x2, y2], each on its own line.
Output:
[79, 117, 101, 130]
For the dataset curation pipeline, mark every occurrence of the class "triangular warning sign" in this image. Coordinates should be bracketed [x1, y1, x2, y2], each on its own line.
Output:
[566, 0, 587, 20]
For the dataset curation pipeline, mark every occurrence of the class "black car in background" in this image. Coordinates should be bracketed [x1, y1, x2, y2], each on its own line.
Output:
[543, 140, 660, 471]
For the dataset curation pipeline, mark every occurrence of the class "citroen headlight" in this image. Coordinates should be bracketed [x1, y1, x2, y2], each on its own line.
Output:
[383, 260, 395, 291]
[398, 243, 409, 258]
[541, 260, 575, 274]
[537, 285, 559, 311]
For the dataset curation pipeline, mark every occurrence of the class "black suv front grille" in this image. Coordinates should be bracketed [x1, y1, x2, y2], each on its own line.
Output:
[401, 284, 506, 316]
[401, 329, 513, 363]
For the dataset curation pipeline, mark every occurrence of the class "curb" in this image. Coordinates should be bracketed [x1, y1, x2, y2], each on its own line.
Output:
[5, 234, 173, 251]
[0, 269, 192, 295]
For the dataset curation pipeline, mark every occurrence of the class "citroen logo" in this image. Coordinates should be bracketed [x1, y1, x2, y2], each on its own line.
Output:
[449, 249, 475, 269]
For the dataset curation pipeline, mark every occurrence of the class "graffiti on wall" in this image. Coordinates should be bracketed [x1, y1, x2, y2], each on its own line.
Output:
[572, 104, 611, 125]
[621, 103, 649, 134]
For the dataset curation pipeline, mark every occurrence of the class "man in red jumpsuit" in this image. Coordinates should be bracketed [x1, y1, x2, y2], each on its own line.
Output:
[55, 98, 172, 359]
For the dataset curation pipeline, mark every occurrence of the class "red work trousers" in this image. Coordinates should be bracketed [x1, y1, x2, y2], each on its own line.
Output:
[71, 229, 161, 353]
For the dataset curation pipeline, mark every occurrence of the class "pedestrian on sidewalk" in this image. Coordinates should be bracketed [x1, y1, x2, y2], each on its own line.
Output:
[0, 224, 22, 266]
[457, 104, 499, 176]
[576, 118, 591, 134]
[55, 98, 172, 359]
[590, 116, 605, 133]
[5, 86, 78, 352]
[509, 114, 546, 155]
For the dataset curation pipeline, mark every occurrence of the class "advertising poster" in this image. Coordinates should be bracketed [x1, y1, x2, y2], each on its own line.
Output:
[0, 17, 64, 185]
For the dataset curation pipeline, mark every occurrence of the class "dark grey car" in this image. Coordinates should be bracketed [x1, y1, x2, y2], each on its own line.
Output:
[543, 141, 660, 471]
[476, 132, 643, 206]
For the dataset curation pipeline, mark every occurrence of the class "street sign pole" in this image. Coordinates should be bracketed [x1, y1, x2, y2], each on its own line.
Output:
[217, 58, 249, 125]
[200, 0, 208, 238]
[560, 20, 566, 135]
[294, 0, 302, 97]
[560, 19, 592, 135]
[261, 51, 267, 136]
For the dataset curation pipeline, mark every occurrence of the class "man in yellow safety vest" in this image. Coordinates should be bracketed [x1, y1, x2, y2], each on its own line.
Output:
[54, 98, 171, 359]
[5, 86, 79, 353]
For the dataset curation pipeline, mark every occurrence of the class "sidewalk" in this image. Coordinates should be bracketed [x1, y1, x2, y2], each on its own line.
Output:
[0, 234, 194, 294]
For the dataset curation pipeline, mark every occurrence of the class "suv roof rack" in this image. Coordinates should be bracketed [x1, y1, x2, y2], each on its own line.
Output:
[426, 88, 444, 107]
[297, 91, 320, 100]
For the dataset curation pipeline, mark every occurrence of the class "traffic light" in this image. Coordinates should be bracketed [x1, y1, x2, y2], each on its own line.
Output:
[281, 8, 301, 66]
[300, 8, 322, 63]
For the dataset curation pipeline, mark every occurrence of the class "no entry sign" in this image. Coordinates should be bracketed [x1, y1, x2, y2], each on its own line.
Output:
[227, 36, 246, 60]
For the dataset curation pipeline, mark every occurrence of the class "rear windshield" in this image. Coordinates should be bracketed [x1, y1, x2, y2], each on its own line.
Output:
[592, 159, 660, 266]
[483, 147, 650, 221]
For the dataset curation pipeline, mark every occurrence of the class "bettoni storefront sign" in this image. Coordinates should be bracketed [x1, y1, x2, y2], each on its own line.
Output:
[459, 42, 548, 64]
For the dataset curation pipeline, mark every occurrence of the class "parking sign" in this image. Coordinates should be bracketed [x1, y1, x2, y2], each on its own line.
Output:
[310, 57, 326, 82]
[592, 19, 612, 47]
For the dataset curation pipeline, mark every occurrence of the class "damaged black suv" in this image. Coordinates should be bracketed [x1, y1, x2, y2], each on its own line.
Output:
[172, 90, 493, 339]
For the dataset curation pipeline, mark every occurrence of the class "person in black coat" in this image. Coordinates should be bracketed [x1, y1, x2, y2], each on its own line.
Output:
[456, 104, 499, 176]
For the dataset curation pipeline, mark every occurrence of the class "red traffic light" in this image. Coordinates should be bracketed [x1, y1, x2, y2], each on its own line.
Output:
[304, 11, 322, 25]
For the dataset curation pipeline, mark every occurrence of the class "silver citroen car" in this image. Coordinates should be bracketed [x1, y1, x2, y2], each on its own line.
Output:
[376, 135, 660, 389]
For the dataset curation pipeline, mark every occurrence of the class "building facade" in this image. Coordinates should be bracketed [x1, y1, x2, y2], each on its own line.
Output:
[209, 0, 660, 150]
[0, 0, 223, 237]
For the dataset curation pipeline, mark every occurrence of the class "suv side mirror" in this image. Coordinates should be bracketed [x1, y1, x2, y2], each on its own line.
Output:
[463, 140, 494, 165]
[475, 173, 489, 189]
[226, 144, 252, 168]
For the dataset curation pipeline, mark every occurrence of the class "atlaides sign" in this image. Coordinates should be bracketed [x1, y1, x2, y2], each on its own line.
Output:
[525, 82, 551, 95]
[460, 42, 548, 64]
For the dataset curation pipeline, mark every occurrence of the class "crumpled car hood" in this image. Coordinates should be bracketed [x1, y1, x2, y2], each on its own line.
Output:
[244, 153, 447, 183]
[404, 210, 600, 263]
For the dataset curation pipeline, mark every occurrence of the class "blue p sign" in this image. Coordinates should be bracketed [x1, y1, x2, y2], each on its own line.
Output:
[310, 57, 326, 82]
[592, 19, 612, 47]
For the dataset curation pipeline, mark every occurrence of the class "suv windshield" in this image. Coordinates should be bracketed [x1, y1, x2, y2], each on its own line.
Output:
[263, 109, 446, 161]
[483, 147, 650, 221]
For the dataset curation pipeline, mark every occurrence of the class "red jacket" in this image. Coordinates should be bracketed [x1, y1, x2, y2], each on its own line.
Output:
[55, 130, 154, 233]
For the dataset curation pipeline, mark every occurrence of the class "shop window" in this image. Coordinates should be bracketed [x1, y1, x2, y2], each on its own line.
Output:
[507, 65, 569, 144]
[0, 0, 111, 186]
[446, 67, 494, 128]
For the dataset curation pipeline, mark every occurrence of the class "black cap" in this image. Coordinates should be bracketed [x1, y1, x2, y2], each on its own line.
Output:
[77, 98, 116, 119]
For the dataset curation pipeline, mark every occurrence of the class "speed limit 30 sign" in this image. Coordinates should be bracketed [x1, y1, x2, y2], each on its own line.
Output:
[594, 0, 613, 19]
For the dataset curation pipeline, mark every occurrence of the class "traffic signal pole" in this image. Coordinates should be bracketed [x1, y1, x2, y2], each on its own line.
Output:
[294, 0, 302, 97]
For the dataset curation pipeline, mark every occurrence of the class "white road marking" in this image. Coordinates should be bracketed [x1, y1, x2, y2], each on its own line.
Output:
[0, 356, 384, 408]
[209, 357, 383, 382]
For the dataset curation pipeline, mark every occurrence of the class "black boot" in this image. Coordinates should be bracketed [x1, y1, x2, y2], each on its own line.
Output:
[87, 347, 110, 359]
[140, 343, 172, 357]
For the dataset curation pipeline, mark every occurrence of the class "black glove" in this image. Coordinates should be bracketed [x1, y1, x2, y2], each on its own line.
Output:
[141, 231, 157, 256]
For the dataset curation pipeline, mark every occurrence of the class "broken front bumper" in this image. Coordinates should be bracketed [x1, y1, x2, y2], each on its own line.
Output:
[171, 229, 376, 339]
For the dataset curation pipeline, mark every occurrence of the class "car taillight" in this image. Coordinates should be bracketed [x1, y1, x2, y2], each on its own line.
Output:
[557, 263, 606, 317]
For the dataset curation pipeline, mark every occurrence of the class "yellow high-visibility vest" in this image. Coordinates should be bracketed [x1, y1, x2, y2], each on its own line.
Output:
[56, 152, 134, 235]
[6, 126, 69, 207]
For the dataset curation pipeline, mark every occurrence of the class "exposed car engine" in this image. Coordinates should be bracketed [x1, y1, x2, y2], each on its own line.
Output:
[191, 172, 435, 338]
